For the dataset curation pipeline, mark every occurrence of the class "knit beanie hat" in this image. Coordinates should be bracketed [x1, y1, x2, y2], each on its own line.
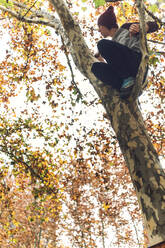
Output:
[98, 6, 118, 30]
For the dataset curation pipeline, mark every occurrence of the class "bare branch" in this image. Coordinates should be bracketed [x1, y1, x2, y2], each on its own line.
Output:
[155, 51, 165, 55]
[148, 39, 165, 45]
[21, 0, 38, 19]
[0, 5, 57, 27]
[105, 0, 122, 2]
[11, 0, 56, 21]
[144, 6, 165, 27]
[60, 35, 83, 100]
[49, 0, 101, 91]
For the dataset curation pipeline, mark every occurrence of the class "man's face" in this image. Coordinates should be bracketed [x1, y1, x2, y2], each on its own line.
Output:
[98, 25, 111, 38]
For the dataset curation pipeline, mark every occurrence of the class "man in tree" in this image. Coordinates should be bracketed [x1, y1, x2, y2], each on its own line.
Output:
[91, 6, 159, 98]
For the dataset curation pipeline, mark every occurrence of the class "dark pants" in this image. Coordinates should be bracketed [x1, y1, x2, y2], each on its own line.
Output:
[91, 39, 142, 90]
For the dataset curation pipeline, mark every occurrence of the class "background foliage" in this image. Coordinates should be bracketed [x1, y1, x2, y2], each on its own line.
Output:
[0, 0, 164, 247]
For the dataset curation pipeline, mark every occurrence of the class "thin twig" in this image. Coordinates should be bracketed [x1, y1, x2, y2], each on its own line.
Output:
[147, 39, 165, 45]
[0, 145, 59, 195]
[127, 207, 141, 248]
[60, 34, 83, 99]
[144, 6, 165, 27]
[21, 0, 38, 19]
[105, 0, 123, 2]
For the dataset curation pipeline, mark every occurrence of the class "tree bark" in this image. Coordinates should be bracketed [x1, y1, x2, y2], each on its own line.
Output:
[107, 98, 165, 247]
[49, 1, 165, 246]
[150, 241, 165, 248]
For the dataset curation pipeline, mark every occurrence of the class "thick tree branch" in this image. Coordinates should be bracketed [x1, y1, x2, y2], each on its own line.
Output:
[131, 0, 149, 99]
[49, 0, 95, 74]
[49, 0, 107, 99]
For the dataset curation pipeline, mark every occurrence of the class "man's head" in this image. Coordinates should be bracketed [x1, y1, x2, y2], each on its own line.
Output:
[98, 6, 118, 37]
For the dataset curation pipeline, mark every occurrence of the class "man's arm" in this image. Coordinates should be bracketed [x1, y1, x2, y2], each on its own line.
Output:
[121, 21, 159, 35]
[146, 21, 159, 33]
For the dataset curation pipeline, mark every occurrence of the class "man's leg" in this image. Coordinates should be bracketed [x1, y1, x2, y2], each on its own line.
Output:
[91, 62, 122, 90]
[97, 39, 142, 79]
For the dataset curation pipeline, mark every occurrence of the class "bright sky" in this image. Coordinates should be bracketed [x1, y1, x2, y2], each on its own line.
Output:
[0, 2, 164, 248]
[0, 1, 164, 168]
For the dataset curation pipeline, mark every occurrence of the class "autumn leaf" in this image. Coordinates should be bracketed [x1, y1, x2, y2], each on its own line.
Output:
[93, 0, 106, 8]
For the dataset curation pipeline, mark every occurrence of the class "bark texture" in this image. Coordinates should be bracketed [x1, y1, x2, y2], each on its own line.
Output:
[150, 241, 165, 248]
[50, 1, 165, 246]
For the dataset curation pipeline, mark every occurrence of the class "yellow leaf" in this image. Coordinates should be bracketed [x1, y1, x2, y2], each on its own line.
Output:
[103, 202, 110, 211]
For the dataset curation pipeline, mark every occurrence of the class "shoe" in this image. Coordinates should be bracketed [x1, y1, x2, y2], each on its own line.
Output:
[120, 77, 135, 99]
[121, 77, 135, 89]
[120, 85, 134, 99]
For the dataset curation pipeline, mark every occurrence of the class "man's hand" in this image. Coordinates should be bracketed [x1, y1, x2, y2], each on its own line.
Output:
[94, 53, 105, 62]
[129, 24, 140, 35]
[129, 23, 149, 36]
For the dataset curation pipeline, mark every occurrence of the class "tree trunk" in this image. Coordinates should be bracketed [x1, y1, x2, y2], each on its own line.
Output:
[103, 92, 165, 247]
[150, 241, 165, 248]
[51, 0, 165, 246]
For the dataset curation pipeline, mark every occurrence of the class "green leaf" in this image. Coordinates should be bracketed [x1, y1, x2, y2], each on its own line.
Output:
[0, 0, 13, 7]
[81, 7, 87, 11]
[94, 0, 105, 8]
[149, 56, 159, 66]
[149, 4, 158, 13]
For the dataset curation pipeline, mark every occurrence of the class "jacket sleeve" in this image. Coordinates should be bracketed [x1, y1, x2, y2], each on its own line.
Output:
[147, 21, 159, 33]
[121, 22, 159, 33]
